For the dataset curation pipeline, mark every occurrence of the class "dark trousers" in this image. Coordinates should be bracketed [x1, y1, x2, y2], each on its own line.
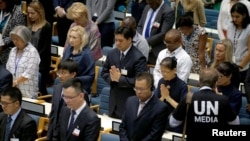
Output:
[148, 51, 157, 65]
[245, 66, 250, 103]
[57, 17, 72, 46]
[98, 22, 115, 47]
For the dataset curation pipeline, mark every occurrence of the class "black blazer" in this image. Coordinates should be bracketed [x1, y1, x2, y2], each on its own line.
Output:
[0, 64, 12, 94]
[137, 4, 175, 57]
[0, 110, 37, 141]
[101, 46, 148, 118]
[57, 106, 100, 141]
[119, 95, 168, 141]
[47, 83, 91, 140]
[35, 22, 52, 72]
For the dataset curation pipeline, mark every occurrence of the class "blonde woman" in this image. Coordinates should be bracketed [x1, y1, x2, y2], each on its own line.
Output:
[62, 25, 95, 95]
[209, 39, 240, 88]
[27, 0, 52, 95]
[66, 2, 102, 61]
[174, 0, 206, 27]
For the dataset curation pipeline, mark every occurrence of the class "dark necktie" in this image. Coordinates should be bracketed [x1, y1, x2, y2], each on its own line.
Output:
[120, 52, 125, 61]
[4, 116, 12, 141]
[67, 110, 76, 133]
[145, 10, 155, 38]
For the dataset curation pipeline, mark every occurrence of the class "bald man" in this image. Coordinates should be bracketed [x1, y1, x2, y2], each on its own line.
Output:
[153, 29, 192, 88]
[114, 16, 149, 60]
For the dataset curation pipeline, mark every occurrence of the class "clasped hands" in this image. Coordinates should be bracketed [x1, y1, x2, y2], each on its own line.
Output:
[160, 84, 170, 101]
[109, 65, 121, 82]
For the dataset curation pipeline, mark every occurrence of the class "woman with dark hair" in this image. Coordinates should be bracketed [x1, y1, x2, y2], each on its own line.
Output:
[154, 56, 187, 133]
[227, 2, 250, 83]
[216, 62, 242, 115]
[177, 14, 208, 74]
[0, 0, 26, 67]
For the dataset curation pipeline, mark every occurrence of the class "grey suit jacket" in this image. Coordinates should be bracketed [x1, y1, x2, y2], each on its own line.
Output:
[57, 106, 100, 141]
[137, 3, 175, 57]
[0, 110, 37, 141]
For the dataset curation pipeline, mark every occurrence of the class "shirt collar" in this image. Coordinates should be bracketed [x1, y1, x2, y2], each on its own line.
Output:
[120, 45, 132, 56]
[74, 101, 87, 117]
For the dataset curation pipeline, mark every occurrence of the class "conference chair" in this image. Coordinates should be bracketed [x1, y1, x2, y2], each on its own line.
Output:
[35, 117, 50, 141]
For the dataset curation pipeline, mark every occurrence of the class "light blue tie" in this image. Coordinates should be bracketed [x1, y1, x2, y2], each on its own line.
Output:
[4, 116, 12, 141]
[145, 10, 155, 38]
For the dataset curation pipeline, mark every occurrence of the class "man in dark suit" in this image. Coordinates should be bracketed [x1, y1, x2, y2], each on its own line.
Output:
[137, 0, 175, 65]
[56, 78, 100, 141]
[0, 60, 12, 94]
[0, 87, 37, 141]
[169, 68, 240, 141]
[0, 60, 12, 112]
[119, 72, 168, 141]
[101, 26, 148, 119]
[47, 59, 90, 140]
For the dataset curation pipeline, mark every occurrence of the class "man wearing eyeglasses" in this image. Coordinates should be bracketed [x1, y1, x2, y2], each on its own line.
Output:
[153, 29, 192, 88]
[119, 72, 168, 141]
[55, 78, 100, 141]
[47, 59, 90, 141]
[0, 87, 37, 141]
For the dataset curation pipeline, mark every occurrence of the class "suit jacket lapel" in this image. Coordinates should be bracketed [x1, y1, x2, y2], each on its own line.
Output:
[10, 110, 24, 138]
[136, 95, 157, 119]
[0, 115, 7, 141]
[151, 5, 165, 35]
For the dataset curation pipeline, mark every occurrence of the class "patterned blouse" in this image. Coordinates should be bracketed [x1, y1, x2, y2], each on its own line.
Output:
[6, 43, 40, 98]
[182, 25, 207, 74]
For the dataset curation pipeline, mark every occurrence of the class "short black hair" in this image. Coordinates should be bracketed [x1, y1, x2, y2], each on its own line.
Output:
[114, 26, 134, 40]
[176, 13, 194, 28]
[136, 72, 154, 90]
[160, 57, 177, 70]
[57, 59, 79, 74]
[62, 78, 84, 94]
[1, 87, 22, 105]
[215, 62, 234, 77]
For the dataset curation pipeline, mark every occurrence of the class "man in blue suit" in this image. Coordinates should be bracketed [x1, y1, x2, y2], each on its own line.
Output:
[0, 87, 37, 141]
[47, 59, 90, 140]
[101, 26, 148, 119]
[119, 72, 168, 141]
[0, 60, 12, 95]
[137, 0, 175, 65]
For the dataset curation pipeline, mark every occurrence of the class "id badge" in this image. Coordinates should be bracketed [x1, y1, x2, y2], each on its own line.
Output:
[10, 139, 19, 141]
[121, 69, 128, 76]
[72, 128, 80, 136]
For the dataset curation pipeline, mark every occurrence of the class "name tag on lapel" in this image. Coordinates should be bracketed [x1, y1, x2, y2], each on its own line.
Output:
[121, 69, 128, 76]
[73, 128, 80, 136]
[153, 22, 160, 28]
[10, 138, 19, 141]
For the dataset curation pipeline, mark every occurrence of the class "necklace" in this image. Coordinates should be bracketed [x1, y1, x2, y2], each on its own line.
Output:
[233, 27, 242, 51]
